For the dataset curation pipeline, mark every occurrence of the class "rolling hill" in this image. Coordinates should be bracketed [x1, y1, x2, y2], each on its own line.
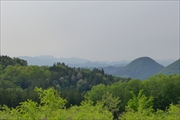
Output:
[160, 59, 180, 75]
[117, 57, 165, 80]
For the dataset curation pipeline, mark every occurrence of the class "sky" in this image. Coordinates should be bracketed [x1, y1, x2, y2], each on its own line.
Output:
[1, 1, 179, 62]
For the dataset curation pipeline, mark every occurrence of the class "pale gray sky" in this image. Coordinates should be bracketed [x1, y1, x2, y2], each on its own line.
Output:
[1, 1, 179, 61]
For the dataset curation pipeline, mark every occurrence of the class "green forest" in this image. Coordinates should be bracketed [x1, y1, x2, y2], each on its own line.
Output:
[0, 55, 180, 119]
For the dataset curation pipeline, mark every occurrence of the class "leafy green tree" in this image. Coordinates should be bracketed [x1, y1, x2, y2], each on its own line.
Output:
[77, 78, 89, 92]
[101, 92, 121, 119]
[67, 100, 113, 120]
[121, 90, 154, 120]
[126, 90, 153, 113]
[85, 84, 107, 103]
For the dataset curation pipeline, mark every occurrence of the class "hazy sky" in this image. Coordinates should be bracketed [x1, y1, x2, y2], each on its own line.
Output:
[1, 1, 179, 61]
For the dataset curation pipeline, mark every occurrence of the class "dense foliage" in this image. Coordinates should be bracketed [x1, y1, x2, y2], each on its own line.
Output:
[0, 87, 113, 119]
[0, 55, 129, 108]
[0, 55, 180, 119]
[0, 87, 179, 119]
[86, 74, 180, 113]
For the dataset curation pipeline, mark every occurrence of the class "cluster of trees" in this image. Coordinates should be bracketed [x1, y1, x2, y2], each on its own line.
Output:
[0, 87, 179, 119]
[121, 90, 180, 119]
[0, 55, 27, 69]
[0, 87, 113, 119]
[86, 74, 180, 113]
[0, 55, 129, 108]
[0, 55, 180, 119]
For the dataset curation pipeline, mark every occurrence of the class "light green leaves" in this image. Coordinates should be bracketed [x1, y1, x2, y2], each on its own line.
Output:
[0, 87, 114, 119]
[127, 90, 153, 113]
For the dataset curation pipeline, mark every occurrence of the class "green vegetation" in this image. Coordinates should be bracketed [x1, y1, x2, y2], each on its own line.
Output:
[0, 87, 180, 119]
[121, 91, 180, 120]
[160, 59, 180, 75]
[0, 87, 113, 119]
[0, 55, 180, 119]
[0, 55, 129, 108]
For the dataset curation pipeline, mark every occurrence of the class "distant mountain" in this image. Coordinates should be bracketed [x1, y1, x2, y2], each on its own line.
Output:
[18, 55, 129, 67]
[18, 55, 89, 66]
[97, 66, 124, 75]
[160, 59, 180, 75]
[117, 57, 165, 80]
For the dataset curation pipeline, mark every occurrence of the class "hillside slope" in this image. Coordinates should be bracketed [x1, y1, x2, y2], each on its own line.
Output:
[160, 59, 180, 75]
[118, 57, 164, 80]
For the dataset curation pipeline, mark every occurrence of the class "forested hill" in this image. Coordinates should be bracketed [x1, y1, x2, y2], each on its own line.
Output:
[117, 57, 165, 80]
[0, 55, 27, 69]
[160, 59, 180, 75]
[0, 55, 129, 108]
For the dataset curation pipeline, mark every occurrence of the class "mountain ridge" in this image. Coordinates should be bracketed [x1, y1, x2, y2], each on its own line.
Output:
[18, 55, 130, 67]
[17, 55, 175, 67]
